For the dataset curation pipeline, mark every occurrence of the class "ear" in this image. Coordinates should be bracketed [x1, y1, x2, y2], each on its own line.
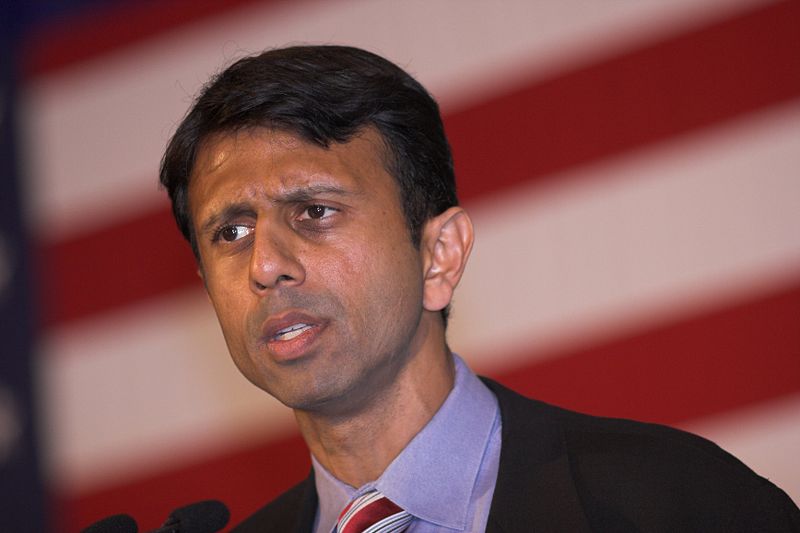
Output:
[420, 206, 474, 313]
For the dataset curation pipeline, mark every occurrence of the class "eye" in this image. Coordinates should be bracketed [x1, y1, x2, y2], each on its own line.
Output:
[215, 224, 253, 242]
[299, 205, 337, 221]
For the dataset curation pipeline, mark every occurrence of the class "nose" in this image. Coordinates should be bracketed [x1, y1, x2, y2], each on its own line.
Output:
[249, 226, 306, 293]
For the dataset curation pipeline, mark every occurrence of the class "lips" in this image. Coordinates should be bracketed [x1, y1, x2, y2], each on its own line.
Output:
[260, 311, 327, 361]
[273, 322, 313, 341]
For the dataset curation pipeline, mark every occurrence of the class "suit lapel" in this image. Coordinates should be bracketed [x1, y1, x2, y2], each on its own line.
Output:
[293, 472, 319, 533]
[483, 379, 591, 533]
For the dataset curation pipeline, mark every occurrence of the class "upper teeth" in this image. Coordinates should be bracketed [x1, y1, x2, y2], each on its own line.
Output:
[275, 323, 310, 340]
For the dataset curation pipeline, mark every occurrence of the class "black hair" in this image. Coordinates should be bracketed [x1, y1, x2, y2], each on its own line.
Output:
[159, 45, 459, 321]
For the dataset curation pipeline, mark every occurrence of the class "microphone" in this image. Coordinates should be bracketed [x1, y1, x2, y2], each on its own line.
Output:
[81, 514, 138, 533]
[81, 500, 229, 533]
[149, 500, 230, 533]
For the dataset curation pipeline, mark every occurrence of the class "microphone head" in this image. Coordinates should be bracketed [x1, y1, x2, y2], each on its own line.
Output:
[81, 514, 138, 533]
[166, 499, 229, 533]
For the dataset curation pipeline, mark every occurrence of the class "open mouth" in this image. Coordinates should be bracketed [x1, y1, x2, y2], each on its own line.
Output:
[272, 323, 313, 341]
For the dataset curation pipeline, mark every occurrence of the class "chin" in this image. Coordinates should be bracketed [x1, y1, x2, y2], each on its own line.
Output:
[247, 374, 333, 410]
[276, 378, 363, 417]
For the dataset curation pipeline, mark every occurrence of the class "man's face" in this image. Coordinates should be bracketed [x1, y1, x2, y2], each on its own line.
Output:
[188, 128, 430, 415]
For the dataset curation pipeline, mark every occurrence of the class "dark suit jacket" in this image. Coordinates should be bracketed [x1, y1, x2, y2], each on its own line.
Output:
[232, 379, 800, 532]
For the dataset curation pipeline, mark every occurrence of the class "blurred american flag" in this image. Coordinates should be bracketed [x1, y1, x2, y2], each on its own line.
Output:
[12, 0, 800, 530]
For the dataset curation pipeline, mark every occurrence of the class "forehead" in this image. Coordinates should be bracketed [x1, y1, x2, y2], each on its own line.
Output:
[188, 127, 400, 220]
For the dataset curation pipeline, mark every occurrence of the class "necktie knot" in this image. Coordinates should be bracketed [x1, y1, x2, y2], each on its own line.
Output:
[336, 490, 412, 533]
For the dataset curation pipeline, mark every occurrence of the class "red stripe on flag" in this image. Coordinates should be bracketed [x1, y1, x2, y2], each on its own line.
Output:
[448, 0, 800, 201]
[37, 1, 800, 326]
[492, 277, 800, 425]
[55, 276, 800, 532]
[22, 0, 289, 79]
[38, 204, 199, 327]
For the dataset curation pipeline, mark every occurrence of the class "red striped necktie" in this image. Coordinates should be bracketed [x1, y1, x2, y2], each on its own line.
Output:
[336, 490, 413, 533]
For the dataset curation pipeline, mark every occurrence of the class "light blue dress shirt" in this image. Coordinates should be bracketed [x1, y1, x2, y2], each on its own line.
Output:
[312, 354, 502, 532]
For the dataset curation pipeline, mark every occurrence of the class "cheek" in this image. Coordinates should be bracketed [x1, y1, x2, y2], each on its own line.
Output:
[208, 287, 264, 382]
[334, 236, 422, 329]
[204, 270, 251, 344]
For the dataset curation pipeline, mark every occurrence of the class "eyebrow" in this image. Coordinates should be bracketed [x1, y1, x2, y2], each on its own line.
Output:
[276, 183, 355, 204]
[198, 184, 356, 235]
[199, 203, 256, 236]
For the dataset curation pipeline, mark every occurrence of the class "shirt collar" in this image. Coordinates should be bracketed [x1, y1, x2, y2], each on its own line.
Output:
[313, 354, 499, 531]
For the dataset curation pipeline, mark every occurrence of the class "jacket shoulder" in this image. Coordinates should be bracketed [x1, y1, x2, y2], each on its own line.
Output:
[231, 477, 316, 533]
[482, 377, 800, 531]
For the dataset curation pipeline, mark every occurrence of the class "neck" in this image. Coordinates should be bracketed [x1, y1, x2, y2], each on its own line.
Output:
[294, 328, 455, 488]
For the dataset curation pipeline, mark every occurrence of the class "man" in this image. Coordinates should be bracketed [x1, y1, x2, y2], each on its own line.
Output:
[160, 45, 799, 532]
